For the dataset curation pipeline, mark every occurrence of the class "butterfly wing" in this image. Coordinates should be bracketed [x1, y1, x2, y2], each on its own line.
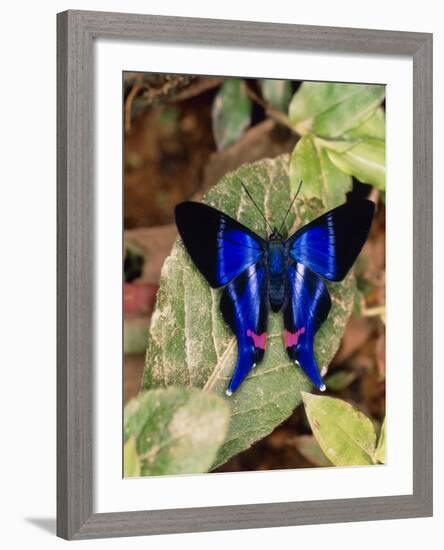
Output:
[220, 262, 268, 395]
[287, 199, 375, 281]
[283, 263, 331, 390]
[175, 201, 265, 288]
[284, 199, 374, 388]
[175, 201, 268, 395]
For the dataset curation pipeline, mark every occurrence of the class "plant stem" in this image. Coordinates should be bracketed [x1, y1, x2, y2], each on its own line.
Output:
[244, 84, 296, 133]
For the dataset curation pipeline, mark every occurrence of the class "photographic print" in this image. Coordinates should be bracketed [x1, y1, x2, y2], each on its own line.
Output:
[123, 74, 386, 478]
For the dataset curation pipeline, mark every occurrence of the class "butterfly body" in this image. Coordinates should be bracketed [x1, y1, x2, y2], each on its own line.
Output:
[175, 195, 374, 396]
[266, 238, 287, 312]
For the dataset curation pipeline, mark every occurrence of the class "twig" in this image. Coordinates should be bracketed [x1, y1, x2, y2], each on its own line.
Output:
[124, 76, 143, 134]
[368, 187, 380, 206]
[172, 77, 226, 102]
[362, 305, 385, 317]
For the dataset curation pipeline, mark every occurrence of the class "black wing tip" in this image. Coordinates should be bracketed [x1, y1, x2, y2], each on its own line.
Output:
[357, 199, 376, 232]
[175, 200, 201, 217]
[357, 198, 376, 214]
[342, 198, 375, 215]
[341, 198, 375, 231]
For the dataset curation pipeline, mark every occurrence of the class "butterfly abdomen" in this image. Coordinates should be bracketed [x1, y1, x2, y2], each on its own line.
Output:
[267, 241, 286, 312]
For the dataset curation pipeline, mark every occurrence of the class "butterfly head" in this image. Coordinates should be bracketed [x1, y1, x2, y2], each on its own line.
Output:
[269, 227, 283, 241]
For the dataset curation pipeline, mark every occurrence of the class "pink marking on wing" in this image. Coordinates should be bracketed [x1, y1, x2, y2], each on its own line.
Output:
[246, 329, 267, 350]
[284, 327, 305, 348]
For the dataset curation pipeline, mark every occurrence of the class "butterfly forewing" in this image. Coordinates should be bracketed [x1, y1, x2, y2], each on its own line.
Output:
[175, 202, 264, 288]
[287, 200, 375, 281]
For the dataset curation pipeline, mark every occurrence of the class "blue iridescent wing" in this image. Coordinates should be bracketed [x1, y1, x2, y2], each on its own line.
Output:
[175, 201, 268, 394]
[287, 200, 375, 281]
[175, 201, 265, 288]
[284, 199, 374, 389]
[220, 262, 268, 395]
[283, 263, 331, 390]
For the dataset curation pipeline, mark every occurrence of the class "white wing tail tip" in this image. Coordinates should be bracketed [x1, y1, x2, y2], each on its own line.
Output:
[226, 389, 233, 397]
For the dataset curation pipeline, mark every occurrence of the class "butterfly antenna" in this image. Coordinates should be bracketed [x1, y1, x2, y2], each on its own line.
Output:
[238, 179, 274, 234]
[278, 180, 303, 235]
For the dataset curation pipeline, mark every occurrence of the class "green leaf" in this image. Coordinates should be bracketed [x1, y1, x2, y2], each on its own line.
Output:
[296, 435, 332, 467]
[289, 82, 385, 138]
[325, 370, 358, 392]
[143, 155, 357, 468]
[342, 107, 385, 140]
[260, 79, 292, 112]
[374, 417, 386, 463]
[212, 79, 252, 150]
[302, 393, 377, 466]
[124, 387, 230, 476]
[326, 138, 385, 189]
[123, 436, 141, 477]
[289, 135, 352, 209]
[124, 318, 148, 355]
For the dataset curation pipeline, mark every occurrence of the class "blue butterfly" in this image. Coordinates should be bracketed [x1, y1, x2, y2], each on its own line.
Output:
[175, 182, 374, 396]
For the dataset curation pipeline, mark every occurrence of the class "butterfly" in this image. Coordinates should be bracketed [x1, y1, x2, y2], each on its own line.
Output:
[175, 182, 374, 396]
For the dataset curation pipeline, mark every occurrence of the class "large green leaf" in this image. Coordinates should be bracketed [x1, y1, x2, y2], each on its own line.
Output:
[289, 135, 352, 209]
[143, 156, 357, 467]
[289, 82, 385, 138]
[212, 79, 252, 150]
[124, 387, 230, 476]
[326, 138, 385, 190]
[302, 393, 377, 466]
[260, 79, 292, 112]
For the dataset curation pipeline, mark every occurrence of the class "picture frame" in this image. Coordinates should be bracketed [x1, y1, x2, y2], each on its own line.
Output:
[57, 9, 433, 540]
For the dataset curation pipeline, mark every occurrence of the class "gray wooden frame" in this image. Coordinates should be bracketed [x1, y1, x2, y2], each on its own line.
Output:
[57, 9, 433, 540]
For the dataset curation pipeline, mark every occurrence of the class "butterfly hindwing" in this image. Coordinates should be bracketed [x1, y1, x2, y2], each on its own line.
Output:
[175, 201, 265, 288]
[284, 262, 331, 390]
[220, 262, 268, 394]
[288, 199, 375, 281]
